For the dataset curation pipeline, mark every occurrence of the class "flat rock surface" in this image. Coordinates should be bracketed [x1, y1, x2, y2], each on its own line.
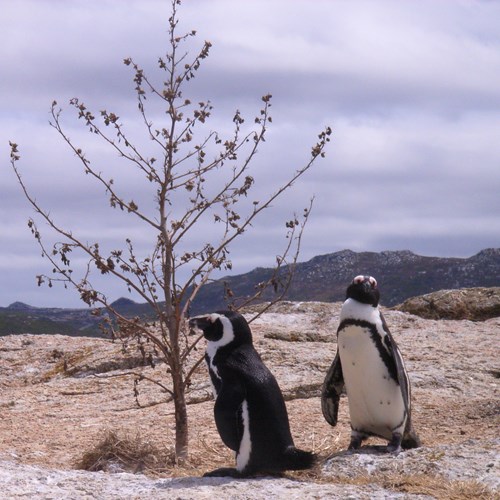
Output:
[0, 460, 437, 499]
[0, 301, 498, 498]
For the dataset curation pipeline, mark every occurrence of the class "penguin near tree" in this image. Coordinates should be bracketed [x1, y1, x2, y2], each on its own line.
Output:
[321, 275, 420, 453]
[189, 310, 316, 477]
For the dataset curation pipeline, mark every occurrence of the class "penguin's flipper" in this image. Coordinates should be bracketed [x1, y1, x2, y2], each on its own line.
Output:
[214, 377, 246, 451]
[380, 313, 410, 414]
[321, 349, 344, 426]
[381, 312, 421, 449]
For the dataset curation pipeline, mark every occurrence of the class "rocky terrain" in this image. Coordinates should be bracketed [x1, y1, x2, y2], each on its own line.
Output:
[0, 301, 498, 498]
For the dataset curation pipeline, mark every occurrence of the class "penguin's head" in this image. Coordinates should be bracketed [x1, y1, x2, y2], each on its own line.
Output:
[346, 275, 380, 307]
[189, 310, 253, 347]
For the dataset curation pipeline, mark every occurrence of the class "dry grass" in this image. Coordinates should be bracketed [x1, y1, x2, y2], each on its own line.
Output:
[76, 430, 177, 475]
[75, 429, 498, 499]
[289, 466, 497, 500]
[334, 473, 497, 500]
[75, 429, 234, 478]
[39, 346, 99, 382]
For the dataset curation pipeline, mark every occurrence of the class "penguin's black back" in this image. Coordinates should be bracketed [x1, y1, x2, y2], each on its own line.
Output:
[193, 310, 315, 474]
[214, 342, 296, 469]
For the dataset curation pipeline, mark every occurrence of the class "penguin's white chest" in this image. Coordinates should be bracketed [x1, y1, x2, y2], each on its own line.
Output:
[338, 324, 405, 439]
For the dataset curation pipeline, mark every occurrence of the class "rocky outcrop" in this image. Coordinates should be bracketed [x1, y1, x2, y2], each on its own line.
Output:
[394, 287, 500, 321]
[0, 302, 498, 498]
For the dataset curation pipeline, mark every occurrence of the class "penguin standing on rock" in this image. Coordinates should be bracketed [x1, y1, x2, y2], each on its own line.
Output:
[189, 310, 315, 477]
[321, 275, 420, 453]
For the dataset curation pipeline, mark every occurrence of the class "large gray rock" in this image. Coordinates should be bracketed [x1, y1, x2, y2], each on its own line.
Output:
[0, 460, 433, 499]
[323, 440, 500, 490]
[393, 287, 500, 320]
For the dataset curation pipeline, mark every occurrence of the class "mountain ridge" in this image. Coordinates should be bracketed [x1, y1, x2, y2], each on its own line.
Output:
[1, 248, 499, 336]
[191, 247, 500, 312]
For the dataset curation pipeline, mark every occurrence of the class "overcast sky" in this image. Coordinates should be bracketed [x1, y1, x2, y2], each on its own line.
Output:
[1, 0, 499, 308]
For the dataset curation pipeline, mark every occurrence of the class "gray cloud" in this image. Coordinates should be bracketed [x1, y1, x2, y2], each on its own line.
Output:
[1, 0, 499, 307]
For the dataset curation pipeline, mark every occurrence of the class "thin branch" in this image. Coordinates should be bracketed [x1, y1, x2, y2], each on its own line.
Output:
[50, 103, 161, 230]
[181, 125, 331, 298]
[133, 373, 174, 398]
[183, 350, 206, 389]
[245, 198, 314, 323]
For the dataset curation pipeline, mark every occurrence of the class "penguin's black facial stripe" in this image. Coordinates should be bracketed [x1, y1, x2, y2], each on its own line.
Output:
[197, 313, 237, 348]
[189, 314, 225, 341]
[191, 311, 252, 349]
[202, 318, 225, 341]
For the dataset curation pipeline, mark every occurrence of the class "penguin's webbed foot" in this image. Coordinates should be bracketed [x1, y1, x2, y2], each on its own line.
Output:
[402, 428, 421, 449]
[347, 431, 365, 451]
[386, 432, 402, 454]
[203, 467, 242, 478]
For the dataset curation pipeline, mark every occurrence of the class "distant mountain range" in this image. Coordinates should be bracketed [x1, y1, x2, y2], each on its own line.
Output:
[191, 247, 500, 311]
[1, 248, 499, 337]
[0, 297, 154, 338]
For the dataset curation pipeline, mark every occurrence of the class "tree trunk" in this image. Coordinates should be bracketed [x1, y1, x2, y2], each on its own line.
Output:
[169, 314, 189, 463]
[172, 368, 188, 461]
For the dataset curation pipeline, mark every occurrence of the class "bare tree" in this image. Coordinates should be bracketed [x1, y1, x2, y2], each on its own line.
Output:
[9, 0, 331, 462]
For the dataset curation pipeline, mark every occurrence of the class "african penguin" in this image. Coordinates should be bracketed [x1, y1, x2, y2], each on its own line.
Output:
[321, 275, 420, 453]
[189, 310, 315, 477]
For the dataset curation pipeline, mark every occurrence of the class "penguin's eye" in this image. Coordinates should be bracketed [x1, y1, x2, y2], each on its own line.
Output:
[369, 277, 378, 287]
[353, 275, 365, 284]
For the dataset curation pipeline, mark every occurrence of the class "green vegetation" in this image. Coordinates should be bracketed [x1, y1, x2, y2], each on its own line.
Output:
[0, 310, 102, 337]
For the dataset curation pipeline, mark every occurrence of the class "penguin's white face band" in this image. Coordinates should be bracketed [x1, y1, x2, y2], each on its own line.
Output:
[212, 314, 235, 347]
[192, 313, 235, 347]
[353, 275, 377, 287]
